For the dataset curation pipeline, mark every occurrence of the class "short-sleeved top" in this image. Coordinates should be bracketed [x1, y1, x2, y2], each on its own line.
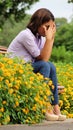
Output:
[7, 28, 45, 62]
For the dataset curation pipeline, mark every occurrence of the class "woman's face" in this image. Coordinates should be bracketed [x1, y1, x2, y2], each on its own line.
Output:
[38, 20, 56, 37]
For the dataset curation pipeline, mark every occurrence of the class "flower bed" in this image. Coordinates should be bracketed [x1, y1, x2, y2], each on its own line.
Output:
[0, 54, 73, 125]
[56, 62, 73, 118]
[0, 54, 52, 125]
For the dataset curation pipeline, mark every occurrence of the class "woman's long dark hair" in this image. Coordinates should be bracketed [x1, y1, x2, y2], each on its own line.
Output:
[27, 8, 55, 35]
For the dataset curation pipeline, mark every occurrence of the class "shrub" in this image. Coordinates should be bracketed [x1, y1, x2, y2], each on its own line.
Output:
[0, 54, 52, 125]
[51, 46, 73, 63]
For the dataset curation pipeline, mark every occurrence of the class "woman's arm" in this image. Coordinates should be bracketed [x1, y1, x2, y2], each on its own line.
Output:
[36, 23, 56, 62]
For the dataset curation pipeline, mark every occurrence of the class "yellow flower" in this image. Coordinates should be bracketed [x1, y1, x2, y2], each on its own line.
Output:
[32, 105, 37, 111]
[24, 81, 28, 85]
[0, 107, 4, 112]
[7, 59, 13, 64]
[59, 100, 63, 107]
[22, 108, 29, 114]
[42, 109, 46, 113]
[38, 100, 43, 106]
[0, 84, 2, 88]
[46, 90, 51, 96]
[30, 77, 34, 81]
[14, 85, 20, 90]
[0, 62, 4, 68]
[3, 115, 10, 124]
[2, 101, 7, 105]
[9, 88, 14, 94]
[0, 77, 3, 81]
[15, 101, 19, 107]
[10, 77, 14, 82]
[43, 83, 47, 87]
[25, 119, 29, 123]
[48, 80, 53, 86]
[43, 95, 47, 100]
[0, 113, 2, 118]
[5, 79, 9, 85]
[19, 69, 23, 74]
[51, 85, 54, 90]
[34, 96, 39, 102]
[18, 95, 20, 99]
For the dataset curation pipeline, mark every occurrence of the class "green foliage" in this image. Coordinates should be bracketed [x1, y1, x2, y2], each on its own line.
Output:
[51, 46, 73, 63]
[55, 18, 67, 27]
[0, 0, 39, 28]
[68, 0, 73, 2]
[55, 22, 73, 51]
[0, 54, 73, 125]
[0, 15, 31, 47]
[0, 54, 52, 125]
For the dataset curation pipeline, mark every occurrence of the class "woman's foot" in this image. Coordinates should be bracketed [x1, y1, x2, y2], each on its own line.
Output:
[58, 114, 66, 121]
[53, 105, 66, 121]
[45, 112, 59, 121]
[45, 108, 58, 121]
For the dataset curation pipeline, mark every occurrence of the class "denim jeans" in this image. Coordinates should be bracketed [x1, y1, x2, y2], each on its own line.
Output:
[32, 60, 58, 105]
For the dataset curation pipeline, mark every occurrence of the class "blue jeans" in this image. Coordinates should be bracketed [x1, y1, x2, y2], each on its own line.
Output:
[32, 60, 58, 105]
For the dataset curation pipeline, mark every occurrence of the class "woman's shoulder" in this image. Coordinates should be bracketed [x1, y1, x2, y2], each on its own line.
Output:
[19, 28, 35, 39]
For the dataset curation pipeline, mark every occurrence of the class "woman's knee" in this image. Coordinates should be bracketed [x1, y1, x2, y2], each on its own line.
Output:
[40, 60, 50, 69]
[49, 62, 56, 73]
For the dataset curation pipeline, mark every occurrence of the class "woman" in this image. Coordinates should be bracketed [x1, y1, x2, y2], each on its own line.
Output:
[7, 8, 66, 121]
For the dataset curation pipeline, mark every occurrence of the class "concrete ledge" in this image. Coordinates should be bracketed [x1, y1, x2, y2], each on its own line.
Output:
[0, 119, 73, 130]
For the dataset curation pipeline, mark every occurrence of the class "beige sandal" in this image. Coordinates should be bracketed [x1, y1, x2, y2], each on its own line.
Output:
[45, 112, 59, 121]
[58, 114, 66, 121]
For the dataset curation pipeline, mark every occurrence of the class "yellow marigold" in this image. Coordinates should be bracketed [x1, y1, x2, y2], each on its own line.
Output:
[38, 100, 43, 106]
[0, 77, 3, 82]
[0, 85, 2, 88]
[0, 113, 2, 118]
[48, 80, 53, 86]
[0, 62, 4, 68]
[5, 79, 9, 85]
[44, 95, 47, 100]
[28, 117, 31, 121]
[14, 85, 20, 90]
[3, 115, 10, 124]
[32, 106, 37, 111]
[9, 88, 14, 94]
[2, 101, 7, 105]
[7, 60, 13, 64]
[30, 77, 34, 81]
[29, 81, 33, 85]
[24, 81, 28, 85]
[42, 109, 46, 114]
[19, 69, 23, 74]
[18, 95, 20, 99]
[25, 119, 29, 123]
[46, 90, 51, 96]
[34, 96, 39, 102]
[67, 113, 73, 118]
[0, 107, 4, 112]
[39, 90, 43, 95]
[16, 80, 21, 85]
[59, 100, 63, 107]
[15, 101, 19, 107]
[51, 85, 54, 90]
[10, 77, 14, 82]
[22, 108, 29, 114]
[4, 72, 11, 77]
[43, 82, 47, 87]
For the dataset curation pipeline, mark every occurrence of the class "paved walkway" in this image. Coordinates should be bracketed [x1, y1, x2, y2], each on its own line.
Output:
[0, 119, 73, 130]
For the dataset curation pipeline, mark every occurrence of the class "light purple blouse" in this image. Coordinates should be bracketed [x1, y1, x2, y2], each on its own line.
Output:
[7, 28, 45, 62]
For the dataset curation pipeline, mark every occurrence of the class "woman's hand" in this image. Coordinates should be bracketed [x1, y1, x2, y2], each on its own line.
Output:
[43, 23, 56, 40]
